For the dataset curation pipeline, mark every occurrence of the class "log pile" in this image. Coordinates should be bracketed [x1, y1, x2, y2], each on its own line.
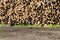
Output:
[0, 0, 60, 26]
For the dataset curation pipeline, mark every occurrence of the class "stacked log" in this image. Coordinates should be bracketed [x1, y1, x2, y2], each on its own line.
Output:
[0, 0, 60, 26]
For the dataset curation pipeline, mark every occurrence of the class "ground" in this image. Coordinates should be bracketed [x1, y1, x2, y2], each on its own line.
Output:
[0, 27, 60, 40]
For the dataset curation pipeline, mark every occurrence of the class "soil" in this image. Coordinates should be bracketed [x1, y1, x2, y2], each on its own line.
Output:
[0, 27, 60, 40]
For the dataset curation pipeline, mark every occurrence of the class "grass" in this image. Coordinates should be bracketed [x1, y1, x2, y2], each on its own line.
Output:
[14, 24, 41, 28]
[0, 23, 7, 27]
[14, 24, 60, 28]
[44, 24, 60, 28]
[0, 23, 60, 28]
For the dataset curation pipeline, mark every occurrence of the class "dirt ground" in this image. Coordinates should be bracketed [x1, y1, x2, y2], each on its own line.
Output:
[0, 27, 60, 40]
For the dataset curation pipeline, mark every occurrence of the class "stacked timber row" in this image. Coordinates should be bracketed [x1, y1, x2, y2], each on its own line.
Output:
[0, 0, 60, 26]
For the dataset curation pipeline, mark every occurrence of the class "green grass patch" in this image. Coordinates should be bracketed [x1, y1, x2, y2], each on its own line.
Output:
[44, 24, 60, 28]
[14, 23, 41, 28]
[0, 23, 60, 28]
[14, 24, 60, 28]
[0, 23, 6, 27]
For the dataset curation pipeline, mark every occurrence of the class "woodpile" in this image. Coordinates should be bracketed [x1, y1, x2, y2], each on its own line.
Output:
[0, 0, 60, 26]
